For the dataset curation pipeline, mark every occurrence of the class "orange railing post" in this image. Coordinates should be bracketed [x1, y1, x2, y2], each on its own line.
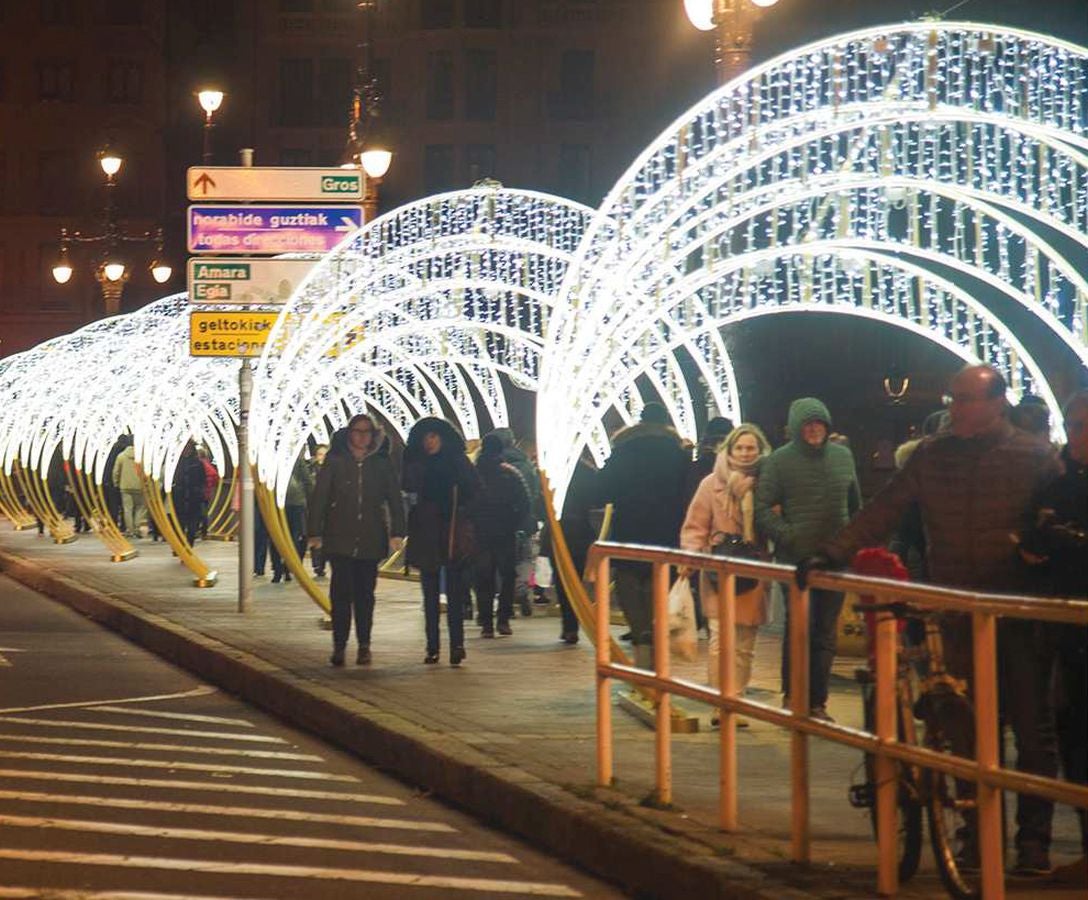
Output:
[720, 569, 738, 831]
[788, 580, 811, 863]
[874, 607, 899, 896]
[652, 560, 672, 807]
[973, 610, 1005, 900]
[595, 554, 613, 788]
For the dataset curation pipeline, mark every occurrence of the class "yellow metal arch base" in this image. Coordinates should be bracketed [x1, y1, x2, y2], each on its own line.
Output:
[255, 480, 330, 614]
[65, 463, 137, 562]
[140, 474, 217, 587]
[0, 469, 36, 529]
[15, 463, 75, 544]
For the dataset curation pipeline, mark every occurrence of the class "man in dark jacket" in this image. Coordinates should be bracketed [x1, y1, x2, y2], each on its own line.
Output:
[173, 442, 208, 547]
[807, 365, 1061, 875]
[471, 433, 530, 637]
[754, 397, 860, 721]
[488, 427, 542, 617]
[307, 414, 405, 668]
[596, 402, 689, 669]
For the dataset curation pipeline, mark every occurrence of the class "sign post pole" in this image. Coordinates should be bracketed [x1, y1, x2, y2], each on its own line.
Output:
[237, 148, 254, 614]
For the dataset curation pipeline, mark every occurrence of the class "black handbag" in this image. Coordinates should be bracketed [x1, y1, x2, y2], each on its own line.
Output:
[707, 531, 761, 594]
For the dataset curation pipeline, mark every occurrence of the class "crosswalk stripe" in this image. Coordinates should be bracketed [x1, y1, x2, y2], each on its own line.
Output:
[0, 812, 510, 860]
[0, 751, 359, 782]
[0, 687, 216, 716]
[0, 891, 266, 900]
[0, 716, 284, 744]
[88, 705, 255, 728]
[0, 849, 583, 896]
[0, 790, 451, 832]
[0, 769, 403, 805]
[0, 733, 321, 761]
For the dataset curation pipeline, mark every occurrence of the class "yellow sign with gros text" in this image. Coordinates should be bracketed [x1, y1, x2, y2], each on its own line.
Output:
[189, 311, 282, 357]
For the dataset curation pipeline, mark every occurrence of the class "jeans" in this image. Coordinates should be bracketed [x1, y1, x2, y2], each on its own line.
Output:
[120, 489, 146, 537]
[615, 563, 655, 668]
[328, 555, 378, 650]
[1055, 625, 1087, 850]
[708, 620, 759, 691]
[254, 505, 269, 575]
[780, 587, 844, 709]
[474, 535, 517, 630]
[551, 546, 584, 637]
[421, 565, 467, 654]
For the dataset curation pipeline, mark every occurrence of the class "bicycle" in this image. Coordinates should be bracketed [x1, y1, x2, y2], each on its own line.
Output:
[849, 600, 984, 899]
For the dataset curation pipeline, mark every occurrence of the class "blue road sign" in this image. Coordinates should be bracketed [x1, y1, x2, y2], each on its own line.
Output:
[187, 205, 363, 254]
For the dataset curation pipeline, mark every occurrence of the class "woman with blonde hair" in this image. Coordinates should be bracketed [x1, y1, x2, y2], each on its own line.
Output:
[680, 423, 772, 702]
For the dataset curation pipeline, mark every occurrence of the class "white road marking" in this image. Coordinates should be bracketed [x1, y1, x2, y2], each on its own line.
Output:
[0, 849, 583, 896]
[0, 812, 510, 860]
[88, 705, 255, 728]
[0, 891, 269, 900]
[0, 716, 284, 743]
[0, 686, 215, 716]
[0, 769, 403, 805]
[0, 751, 359, 782]
[0, 733, 321, 761]
[0, 790, 450, 831]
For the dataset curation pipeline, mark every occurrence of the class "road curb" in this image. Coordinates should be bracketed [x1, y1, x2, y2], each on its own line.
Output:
[1, 548, 816, 900]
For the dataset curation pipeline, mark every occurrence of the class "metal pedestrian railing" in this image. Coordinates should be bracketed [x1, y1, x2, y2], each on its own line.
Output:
[587, 540, 1088, 899]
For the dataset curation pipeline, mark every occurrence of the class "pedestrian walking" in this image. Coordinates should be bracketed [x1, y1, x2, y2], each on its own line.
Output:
[172, 442, 206, 547]
[403, 417, 479, 666]
[754, 397, 861, 722]
[111, 435, 145, 539]
[307, 414, 405, 667]
[596, 402, 689, 671]
[486, 428, 542, 617]
[272, 455, 313, 583]
[471, 433, 529, 638]
[680, 424, 771, 700]
[308, 444, 329, 577]
[197, 447, 219, 540]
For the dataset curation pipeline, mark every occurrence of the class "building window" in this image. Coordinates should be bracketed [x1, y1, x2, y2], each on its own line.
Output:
[318, 57, 351, 127]
[464, 49, 496, 121]
[37, 151, 76, 215]
[551, 49, 594, 120]
[38, 61, 74, 102]
[96, 0, 142, 25]
[424, 144, 455, 194]
[426, 51, 454, 120]
[106, 61, 142, 104]
[280, 148, 313, 166]
[558, 143, 591, 203]
[465, 144, 495, 183]
[40, 0, 76, 25]
[420, 0, 455, 29]
[464, 0, 501, 27]
[278, 58, 314, 126]
[279, 0, 314, 10]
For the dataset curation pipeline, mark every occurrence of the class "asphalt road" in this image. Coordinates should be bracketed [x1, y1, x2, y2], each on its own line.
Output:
[0, 574, 624, 899]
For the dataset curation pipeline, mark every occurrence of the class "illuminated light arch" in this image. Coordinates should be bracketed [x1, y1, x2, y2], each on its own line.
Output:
[539, 22, 1088, 507]
[252, 186, 597, 503]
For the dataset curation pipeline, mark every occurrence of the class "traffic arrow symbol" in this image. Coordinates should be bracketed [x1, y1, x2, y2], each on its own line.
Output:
[193, 172, 217, 195]
[336, 217, 358, 231]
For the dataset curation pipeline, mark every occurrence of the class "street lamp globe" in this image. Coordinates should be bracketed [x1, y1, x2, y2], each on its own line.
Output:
[150, 261, 173, 284]
[99, 152, 123, 178]
[52, 262, 73, 285]
[198, 89, 224, 115]
[102, 261, 127, 282]
[750, 0, 779, 7]
[683, 0, 715, 30]
[360, 148, 392, 180]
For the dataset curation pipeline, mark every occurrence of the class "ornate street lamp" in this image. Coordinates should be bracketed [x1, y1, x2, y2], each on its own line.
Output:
[51, 148, 172, 316]
[197, 88, 225, 165]
[684, 0, 780, 84]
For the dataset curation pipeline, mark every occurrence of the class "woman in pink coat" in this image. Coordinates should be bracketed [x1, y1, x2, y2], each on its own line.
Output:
[680, 424, 772, 695]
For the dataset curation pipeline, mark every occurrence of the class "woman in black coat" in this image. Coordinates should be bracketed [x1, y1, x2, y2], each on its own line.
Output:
[403, 417, 479, 666]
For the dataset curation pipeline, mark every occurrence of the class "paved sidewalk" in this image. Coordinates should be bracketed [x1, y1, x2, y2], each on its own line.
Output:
[0, 528, 1082, 898]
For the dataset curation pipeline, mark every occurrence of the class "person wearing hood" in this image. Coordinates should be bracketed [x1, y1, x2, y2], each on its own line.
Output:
[596, 401, 690, 670]
[754, 398, 860, 722]
[402, 417, 480, 666]
[681, 424, 772, 701]
[307, 414, 405, 668]
[487, 427, 543, 617]
[173, 441, 208, 547]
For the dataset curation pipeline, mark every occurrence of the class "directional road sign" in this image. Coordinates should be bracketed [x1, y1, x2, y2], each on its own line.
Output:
[190, 310, 282, 357]
[186, 167, 364, 202]
[188, 257, 319, 305]
[187, 205, 362, 254]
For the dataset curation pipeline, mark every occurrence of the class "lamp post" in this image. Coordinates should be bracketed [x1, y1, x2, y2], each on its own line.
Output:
[343, 0, 392, 222]
[684, 0, 780, 84]
[52, 149, 172, 317]
[197, 89, 224, 165]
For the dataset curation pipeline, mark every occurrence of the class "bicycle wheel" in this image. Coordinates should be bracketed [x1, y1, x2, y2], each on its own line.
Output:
[858, 675, 924, 882]
[921, 691, 982, 900]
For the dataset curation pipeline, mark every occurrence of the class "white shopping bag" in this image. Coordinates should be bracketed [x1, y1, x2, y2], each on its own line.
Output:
[667, 577, 698, 662]
[533, 555, 554, 589]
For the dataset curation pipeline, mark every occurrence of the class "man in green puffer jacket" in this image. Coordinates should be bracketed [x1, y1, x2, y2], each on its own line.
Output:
[754, 397, 860, 720]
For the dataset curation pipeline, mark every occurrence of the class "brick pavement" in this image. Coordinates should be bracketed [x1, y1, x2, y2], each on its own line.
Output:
[0, 527, 1081, 898]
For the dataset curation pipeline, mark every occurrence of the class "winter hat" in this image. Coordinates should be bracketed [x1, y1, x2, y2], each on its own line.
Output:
[480, 433, 505, 458]
[640, 402, 669, 425]
[704, 416, 735, 440]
